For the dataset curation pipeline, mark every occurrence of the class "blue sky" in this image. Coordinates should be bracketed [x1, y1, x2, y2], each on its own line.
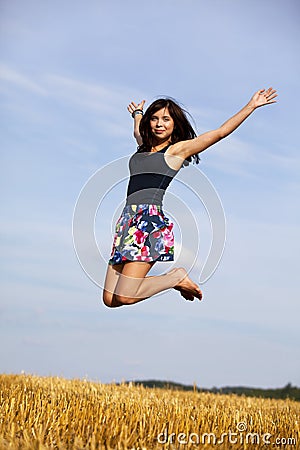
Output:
[1, 0, 299, 388]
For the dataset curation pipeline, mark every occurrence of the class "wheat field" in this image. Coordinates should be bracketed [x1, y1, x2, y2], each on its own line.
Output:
[0, 374, 299, 449]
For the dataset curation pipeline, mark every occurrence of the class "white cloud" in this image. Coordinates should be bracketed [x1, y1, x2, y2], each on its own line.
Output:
[45, 74, 145, 116]
[0, 63, 47, 95]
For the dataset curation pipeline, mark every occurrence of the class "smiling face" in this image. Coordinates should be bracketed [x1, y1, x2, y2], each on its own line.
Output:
[150, 107, 175, 144]
[139, 98, 198, 158]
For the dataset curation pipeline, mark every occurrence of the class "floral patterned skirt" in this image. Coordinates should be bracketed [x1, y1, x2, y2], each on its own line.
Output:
[108, 204, 174, 265]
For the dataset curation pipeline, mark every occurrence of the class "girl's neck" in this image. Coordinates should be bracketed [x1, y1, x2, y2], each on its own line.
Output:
[151, 140, 172, 153]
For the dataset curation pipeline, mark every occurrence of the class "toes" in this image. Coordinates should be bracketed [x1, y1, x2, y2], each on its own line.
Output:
[181, 291, 194, 301]
[174, 286, 194, 301]
[196, 290, 203, 301]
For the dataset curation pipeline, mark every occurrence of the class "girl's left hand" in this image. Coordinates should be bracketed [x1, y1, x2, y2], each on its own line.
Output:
[249, 87, 277, 108]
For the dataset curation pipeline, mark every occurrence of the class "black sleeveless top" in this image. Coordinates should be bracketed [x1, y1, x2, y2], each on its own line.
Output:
[125, 145, 180, 206]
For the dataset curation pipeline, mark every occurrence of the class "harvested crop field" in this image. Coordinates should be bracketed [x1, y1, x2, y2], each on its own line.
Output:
[0, 374, 299, 449]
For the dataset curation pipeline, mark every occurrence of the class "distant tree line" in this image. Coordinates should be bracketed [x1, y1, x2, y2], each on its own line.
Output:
[124, 380, 300, 402]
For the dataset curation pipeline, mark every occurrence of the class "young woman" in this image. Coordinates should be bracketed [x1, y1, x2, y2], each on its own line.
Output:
[103, 88, 277, 308]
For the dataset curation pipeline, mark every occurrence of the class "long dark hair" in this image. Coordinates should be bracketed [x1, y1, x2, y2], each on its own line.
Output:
[138, 98, 200, 164]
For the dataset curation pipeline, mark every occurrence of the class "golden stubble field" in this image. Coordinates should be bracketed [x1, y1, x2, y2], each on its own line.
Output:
[0, 374, 299, 449]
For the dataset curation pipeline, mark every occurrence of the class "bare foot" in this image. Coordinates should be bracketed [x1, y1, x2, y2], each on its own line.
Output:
[174, 286, 194, 301]
[175, 268, 202, 301]
[166, 268, 194, 301]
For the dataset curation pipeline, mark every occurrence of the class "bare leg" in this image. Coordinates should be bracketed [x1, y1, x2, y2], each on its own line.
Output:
[103, 261, 176, 307]
[102, 263, 124, 307]
[103, 262, 202, 308]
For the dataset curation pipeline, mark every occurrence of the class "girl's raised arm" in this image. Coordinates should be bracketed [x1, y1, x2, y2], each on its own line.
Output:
[172, 88, 277, 160]
[127, 100, 145, 146]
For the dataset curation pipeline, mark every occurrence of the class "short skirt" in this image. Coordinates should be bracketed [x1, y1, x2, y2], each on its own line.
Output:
[108, 204, 174, 265]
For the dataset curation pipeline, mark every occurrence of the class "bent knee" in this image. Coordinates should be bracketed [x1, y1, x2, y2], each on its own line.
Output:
[102, 290, 130, 308]
[113, 294, 136, 305]
[102, 290, 116, 308]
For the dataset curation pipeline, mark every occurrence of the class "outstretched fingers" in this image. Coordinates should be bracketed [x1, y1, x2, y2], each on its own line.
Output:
[127, 100, 146, 115]
[259, 87, 278, 104]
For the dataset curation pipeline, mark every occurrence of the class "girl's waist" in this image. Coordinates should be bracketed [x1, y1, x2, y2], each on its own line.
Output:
[122, 203, 164, 214]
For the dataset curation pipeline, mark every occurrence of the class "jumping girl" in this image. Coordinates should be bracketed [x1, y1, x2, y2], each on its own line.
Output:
[103, 88, 277, 308]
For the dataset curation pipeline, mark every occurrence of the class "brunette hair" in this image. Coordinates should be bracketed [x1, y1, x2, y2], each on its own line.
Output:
[138, 98, 200, 164]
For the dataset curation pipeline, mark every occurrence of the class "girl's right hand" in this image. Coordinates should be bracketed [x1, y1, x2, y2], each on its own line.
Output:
[127, 100, 146, 116]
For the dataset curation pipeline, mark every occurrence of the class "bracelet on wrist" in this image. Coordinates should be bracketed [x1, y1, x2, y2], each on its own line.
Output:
[132, 109, 143, 118]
